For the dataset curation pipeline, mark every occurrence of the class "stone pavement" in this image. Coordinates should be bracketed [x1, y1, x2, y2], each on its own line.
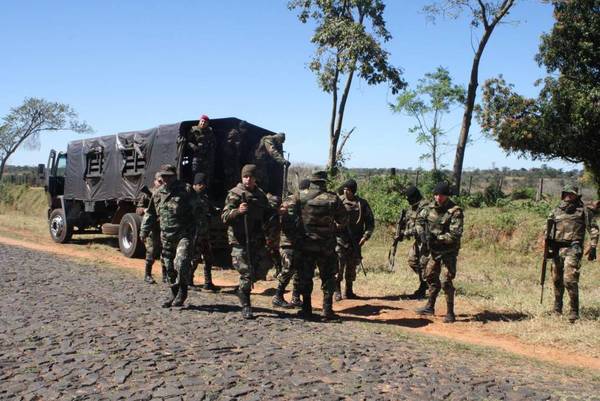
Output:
[0, 244, 598, 401]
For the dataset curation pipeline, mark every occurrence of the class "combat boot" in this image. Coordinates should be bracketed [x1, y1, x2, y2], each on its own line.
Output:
[568, 294, 579, 324]
[344, 281, 358, 300]
[238, 290, 254, 320]
[322, 295, 340, 322]
[203, 265, 219, 292]
[162, 286, 178, 308]
[410, 280, 428, 300]
[161, 264, 168, 284]
[172, 284, 188, 307]
[333, 281, 342, 302]
[297, 294, 314, 320]
[443, 290, 456, 323]
[553, 295, 563, 315]
[416, 290, 437, 316]
[144, 260, 156, 284]
[290, 291, 302, 308]
[272, 287, 293, 309]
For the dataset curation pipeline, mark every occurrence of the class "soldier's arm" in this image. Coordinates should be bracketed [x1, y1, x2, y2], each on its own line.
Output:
[437, 208, 464, 245]
[140, 196, 157, 238]
[264, 138, 287, 165]
[362, 200, 375, 241]
[585, 207, 598, 248]
[334, 197, 349, 231]
[221, 192, 242, 225]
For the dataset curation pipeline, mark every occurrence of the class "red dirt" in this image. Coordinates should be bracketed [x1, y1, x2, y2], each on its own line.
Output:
[1, 233, 598, 372]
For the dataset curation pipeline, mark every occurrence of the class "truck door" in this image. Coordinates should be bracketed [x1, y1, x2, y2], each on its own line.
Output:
[47, 150, 66, 201]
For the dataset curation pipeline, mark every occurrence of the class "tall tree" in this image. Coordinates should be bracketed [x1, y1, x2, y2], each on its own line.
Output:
[390, 66, 465, 172]
[0, 98, 92, 179]
[425, 0, 517, 192]
[289, 0, 406, 175]
[478, 0, 600, 194]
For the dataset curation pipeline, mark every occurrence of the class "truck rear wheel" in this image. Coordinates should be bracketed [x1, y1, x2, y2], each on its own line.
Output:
[119, 213, 144, 258]
[49, 208, 73, 243]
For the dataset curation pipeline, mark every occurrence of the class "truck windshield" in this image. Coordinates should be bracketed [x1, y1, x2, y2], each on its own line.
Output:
[56, 154, 67, 177]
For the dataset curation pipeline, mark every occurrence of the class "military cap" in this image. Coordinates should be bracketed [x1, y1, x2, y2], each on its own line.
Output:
[405, 185, 422, 205]
[274, 132, 286, 142]
[241, 164, 257, 178]
[433, 181, 451, 196]
[561, 184, 579, 196]
[193, 173, 206, 185]
[298, 178, 310, 190]
[158, 164, 176, 176]
[310, 170, 328, 182]
[342, 179, 358, 194]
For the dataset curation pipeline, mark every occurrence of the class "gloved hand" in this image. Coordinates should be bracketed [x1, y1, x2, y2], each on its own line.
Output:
[586, 247, 596, 261]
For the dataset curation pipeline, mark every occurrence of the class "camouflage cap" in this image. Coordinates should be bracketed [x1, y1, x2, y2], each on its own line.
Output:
[561, 184, 579, 196]
[310, 170, 328, 183]
[274, 132, 286, 142]
[241, 164, 257, 178]
[158, 164, 176, 176]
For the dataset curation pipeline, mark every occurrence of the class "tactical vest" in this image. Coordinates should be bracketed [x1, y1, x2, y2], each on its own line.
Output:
[554, 203, 587, 243]
[424, 200, 462, 251]
[300, 188, 338, 241]
[406, 199, 429, 237]
[229, 184, 269, 230]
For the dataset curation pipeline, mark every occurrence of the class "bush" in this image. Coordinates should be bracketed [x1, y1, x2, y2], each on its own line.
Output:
[483, 183, 505, 205]
[510, 187, 536, 200]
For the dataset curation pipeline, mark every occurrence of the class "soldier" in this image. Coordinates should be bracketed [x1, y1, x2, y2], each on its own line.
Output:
[140, 164, 199, 308]
[221, 164, 275, 319]
[187, 115, 216, 186]
[334, 179, 375, 301]
[402, 186, 430, 299]
[223, 128, 244, 192]
[137, 172, 166, 284]
[265, 194, 283, 278]
[415, 182, 463, 323]
[548, 185, 598, 323]
[293, 170, 347, 321]
[254, 132, 290, 193]
[190, 173, 218, 291]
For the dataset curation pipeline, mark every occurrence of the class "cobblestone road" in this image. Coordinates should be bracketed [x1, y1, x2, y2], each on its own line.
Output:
[1, 244, 598, 401]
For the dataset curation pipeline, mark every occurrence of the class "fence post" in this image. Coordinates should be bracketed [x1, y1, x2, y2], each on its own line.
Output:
[536, 178, 544, 201]
[415, 170, 420, 186]
[467, 176, 473, 195]
[390, 168, 396, 176]
[498, 175, 504, 193]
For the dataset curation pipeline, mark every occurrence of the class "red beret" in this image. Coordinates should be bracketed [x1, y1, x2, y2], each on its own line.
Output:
[200, 115, 209, 121]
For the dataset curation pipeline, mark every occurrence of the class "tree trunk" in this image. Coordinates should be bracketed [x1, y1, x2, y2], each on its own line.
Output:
[328, 67, 355, 176]
[0, 156, 7, 181]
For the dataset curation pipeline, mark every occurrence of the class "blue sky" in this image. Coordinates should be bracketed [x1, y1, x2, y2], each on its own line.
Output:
[0, 0, 578, 171]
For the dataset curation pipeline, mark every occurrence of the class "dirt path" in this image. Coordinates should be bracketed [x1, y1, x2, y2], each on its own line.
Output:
[1, 233, 599, 373]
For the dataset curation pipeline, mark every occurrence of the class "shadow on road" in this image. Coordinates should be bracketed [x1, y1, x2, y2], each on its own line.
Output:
[467, 310, 530, 323]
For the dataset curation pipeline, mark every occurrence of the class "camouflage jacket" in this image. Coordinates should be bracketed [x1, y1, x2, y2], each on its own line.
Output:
[254, 135, 286, 165]
[221, 183, 274, 246]
[140, 180, 198, 244]
[404, 199, 430, 240]
[549, 200, 599, 247]
[298, 183, 347, 252]
[192, 189, 213, 239]
[280, 194, 304, 249]
[188, 126, 216, 162]
[336, 194, 375, 248]
[416, 199, 463, 254]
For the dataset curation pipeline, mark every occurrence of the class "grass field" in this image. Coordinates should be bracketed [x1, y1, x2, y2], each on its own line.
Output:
[1, 183, 599, 357]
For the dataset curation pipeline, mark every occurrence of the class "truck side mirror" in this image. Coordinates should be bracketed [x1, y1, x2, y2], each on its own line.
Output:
[37, 163, 45, 180]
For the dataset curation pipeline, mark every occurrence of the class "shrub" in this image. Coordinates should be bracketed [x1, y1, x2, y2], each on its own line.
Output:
[510, 187, 536, 200]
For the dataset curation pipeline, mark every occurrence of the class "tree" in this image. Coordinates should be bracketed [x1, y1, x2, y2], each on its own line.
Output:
[425, 0, 517, 192]
[478, 0, 600, 194]
[0, 98, 92, 179]
[390, 66, 465, 172]
[289, 0, 406, 175]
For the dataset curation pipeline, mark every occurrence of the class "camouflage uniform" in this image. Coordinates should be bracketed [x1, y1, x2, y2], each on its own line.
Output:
[223, 129, 244, 192]
[416, 187, 463, 323]
[548, 185, 598, 322]
[254, 133, 288, 194]
[141, 174, 199, 308]
[190, 188, 216, 290]
[264, 194, 283, 278]
[137, 189, 165, 283]
[335, 192, 374, 299]
[221, 181, 274, 317]
[296, 172, 348, 320]
[404, 196, 431, 298]
[187, 125, 216, 186]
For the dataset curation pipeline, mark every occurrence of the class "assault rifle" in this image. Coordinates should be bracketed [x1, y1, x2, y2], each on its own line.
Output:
[419, 219, 432, 257]
[282, 152, 290, 197]
[540, 218, 556, 304]
[346, 226, 368, 277]
[387, 209, 408, 272]
[241, 192, 255, 288]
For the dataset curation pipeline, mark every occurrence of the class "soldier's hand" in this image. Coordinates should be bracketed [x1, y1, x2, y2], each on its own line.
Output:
[278, 205, 288, 216]
[359, 237, 367, 247]
[586, 247, 596, 261]
[284, 160, 291, 167]
[238, 202, 248, 215]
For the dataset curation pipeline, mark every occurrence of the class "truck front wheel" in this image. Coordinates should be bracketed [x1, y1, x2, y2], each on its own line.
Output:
[49, 208, 73, 243]
[119, 213, 144, 258]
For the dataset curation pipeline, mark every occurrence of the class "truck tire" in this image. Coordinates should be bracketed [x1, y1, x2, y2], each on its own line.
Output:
[49, 208, 73, 243]
[118, 213, 144, 258]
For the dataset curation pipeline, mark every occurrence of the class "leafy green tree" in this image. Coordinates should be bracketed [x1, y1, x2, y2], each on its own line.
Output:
[0, 98, 92, 179]
[425, 0, 517, 192]
[289, 0, 406, 175]
[478, 0, 600, 194]
[390, 66, 465, 172]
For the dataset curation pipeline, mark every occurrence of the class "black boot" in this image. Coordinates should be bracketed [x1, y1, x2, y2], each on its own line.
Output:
[344, 281, 358, 300]
[410, 280, 427, 300]
[238, 290, 254, 319]
[333, 281, 342, 302]
[203, 264, 219, 292]
[443, 289, 455, 323]
[161, 264, 168, 284]
[189, 263, 198, 288]
[172, 284, 188, 307]
[567, 287, 579, 324]
[297, 293, 314, 320]
[416, 288, 437, 316]
[272, 287, 293, 308]
[322, 295, 340, 321]
[553, 294, 563, 315]
[144, 260, 156, 284]
[162, 285, 178, 308]
[290, 290, 302, 308]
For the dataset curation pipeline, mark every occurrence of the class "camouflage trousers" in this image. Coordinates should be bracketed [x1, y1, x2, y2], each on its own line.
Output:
[231, 244, 271, 294]
[335, 244, 361, 284]
[161, 235, 192, 288]
[192, 237, 214, 267]
[423, 251, 457, 297]
[144, 227, 162, 263]
[298, 244, 337, 299]
[277, 247, 300, 292]
[552, 243, 582, 302]
[407, 241, 428, 281]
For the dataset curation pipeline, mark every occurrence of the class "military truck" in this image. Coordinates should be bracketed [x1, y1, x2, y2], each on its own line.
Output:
[41, 118, 284, 263]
